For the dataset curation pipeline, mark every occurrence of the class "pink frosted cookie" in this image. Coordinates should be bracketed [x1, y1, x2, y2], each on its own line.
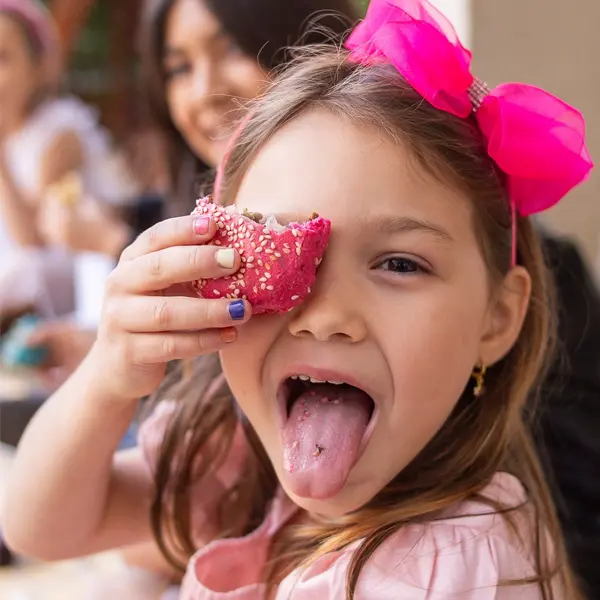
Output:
[191, 196, 331, 314]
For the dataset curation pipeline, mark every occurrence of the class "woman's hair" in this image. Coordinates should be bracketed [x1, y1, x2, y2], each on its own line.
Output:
[138, 0, 359, 212]
[148, 48, 582, 599]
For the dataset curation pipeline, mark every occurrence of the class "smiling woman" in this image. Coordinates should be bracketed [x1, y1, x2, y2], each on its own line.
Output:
[139, 0, 359, 210]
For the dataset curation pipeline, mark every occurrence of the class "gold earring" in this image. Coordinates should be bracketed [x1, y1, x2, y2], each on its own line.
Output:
[472, 364, 487, 397]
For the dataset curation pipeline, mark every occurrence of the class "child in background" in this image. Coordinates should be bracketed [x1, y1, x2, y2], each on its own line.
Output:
[0, 0, 136, 322]
[4, 1, 593, 598]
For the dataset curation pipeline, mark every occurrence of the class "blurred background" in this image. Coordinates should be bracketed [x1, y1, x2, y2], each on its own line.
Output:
[0, 0, 598, 598]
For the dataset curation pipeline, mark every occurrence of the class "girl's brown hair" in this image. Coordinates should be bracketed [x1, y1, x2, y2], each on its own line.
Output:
[148, 47, 583, 599]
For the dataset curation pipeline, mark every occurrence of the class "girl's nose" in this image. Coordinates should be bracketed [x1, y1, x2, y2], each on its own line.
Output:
[287, 277, 368, 344]
[188, 59, 225, 103]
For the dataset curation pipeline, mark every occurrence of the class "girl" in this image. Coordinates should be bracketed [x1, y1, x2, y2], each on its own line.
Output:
[0, 0, 135, 320]
[4, 0, 592, 598]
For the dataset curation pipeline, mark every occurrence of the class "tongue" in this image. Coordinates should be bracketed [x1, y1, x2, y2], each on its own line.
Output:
[282, 385, 371, 500]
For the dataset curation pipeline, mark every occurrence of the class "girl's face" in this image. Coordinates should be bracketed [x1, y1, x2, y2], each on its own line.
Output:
[163, 0, 267, 167]
[0, 14, 42, 135]
[220, 110, 530, 517]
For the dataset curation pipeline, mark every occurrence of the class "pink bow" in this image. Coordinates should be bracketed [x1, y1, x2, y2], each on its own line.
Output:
[346, 0, 593, 217]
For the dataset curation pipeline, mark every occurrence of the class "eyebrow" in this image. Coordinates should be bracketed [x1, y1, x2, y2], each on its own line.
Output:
[274, 213, 454, 242]
[361, 215, 454, 242]
[163, 27, 227, 60]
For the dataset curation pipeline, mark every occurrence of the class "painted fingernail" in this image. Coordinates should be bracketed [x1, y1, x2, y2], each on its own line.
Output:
[220, 327, 237, 343]
[216, 248, 236, 269]
[193, 216, 210, 235]
[228, 299, 245, 321]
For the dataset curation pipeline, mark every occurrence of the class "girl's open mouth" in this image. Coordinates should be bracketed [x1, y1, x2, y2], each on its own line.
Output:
[276, 373, 378, 500]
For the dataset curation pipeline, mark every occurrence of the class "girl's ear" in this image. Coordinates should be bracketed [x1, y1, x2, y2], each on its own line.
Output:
[478, 266, 531, 366]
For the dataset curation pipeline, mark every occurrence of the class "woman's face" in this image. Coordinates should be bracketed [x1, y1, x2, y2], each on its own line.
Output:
[163, 0, 267, 167]
[0, 14, 41, 135]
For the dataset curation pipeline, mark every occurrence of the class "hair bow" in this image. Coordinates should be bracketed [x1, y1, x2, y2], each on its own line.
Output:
[345, 0, 593, 229]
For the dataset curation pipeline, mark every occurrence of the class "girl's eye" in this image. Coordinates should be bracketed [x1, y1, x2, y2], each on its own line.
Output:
[377, 256, 429, 275]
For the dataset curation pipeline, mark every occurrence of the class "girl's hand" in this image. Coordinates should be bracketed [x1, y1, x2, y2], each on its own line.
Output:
[87, 214, 251, 401]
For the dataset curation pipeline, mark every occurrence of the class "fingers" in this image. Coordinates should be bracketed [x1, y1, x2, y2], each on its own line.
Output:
[127, 329, 239, 364]
[121, 215, 216, 262]
[111, 245, 241, 293]
[105, 296, 252, 333]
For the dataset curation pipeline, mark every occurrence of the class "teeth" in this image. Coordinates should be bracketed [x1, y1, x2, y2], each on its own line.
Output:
[289, 375, 346, 385]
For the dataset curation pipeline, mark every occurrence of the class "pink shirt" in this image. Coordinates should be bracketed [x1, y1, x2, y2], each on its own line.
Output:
[140, 402, 544, 599]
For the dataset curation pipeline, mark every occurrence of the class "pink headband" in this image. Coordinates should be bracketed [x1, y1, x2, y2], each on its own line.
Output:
[0, 0, 57, 56]
[346, 0, 593, 264]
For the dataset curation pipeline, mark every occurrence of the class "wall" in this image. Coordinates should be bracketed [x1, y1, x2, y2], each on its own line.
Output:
[471, 0, 600, 268]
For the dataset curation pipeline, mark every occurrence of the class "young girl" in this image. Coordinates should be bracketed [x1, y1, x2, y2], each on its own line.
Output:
[0, 0, 135, 320]
[4, 0, 592, 598]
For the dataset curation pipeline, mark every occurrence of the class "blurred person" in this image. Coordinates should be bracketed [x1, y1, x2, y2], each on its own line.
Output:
[535, 231, 600, 598]
[0, 0, 136, 322]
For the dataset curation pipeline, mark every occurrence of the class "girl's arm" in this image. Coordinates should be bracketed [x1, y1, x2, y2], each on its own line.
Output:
[3, 355, 155, 560]
[2, 215, 250, 561]
[0, 130, 83, 247]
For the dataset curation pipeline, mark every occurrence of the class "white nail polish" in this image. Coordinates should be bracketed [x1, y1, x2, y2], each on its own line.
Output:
[216, 248, 235, 269]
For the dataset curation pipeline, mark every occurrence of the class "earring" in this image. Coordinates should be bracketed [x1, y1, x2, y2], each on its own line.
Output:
[472, 364, 487, 397]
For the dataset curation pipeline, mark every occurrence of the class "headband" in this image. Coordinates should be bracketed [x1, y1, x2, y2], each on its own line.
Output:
[0, 0, 57, 56]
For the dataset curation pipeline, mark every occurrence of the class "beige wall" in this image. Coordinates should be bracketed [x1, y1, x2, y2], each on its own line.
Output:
[472, 0, 600, 269]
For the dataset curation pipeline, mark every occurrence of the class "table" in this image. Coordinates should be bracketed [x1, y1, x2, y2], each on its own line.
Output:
[0, 553, 171, 600]
[0, 369, 44, 403]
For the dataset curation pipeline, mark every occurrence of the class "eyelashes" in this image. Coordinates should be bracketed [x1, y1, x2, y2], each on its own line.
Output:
[374, 255, 432, 276]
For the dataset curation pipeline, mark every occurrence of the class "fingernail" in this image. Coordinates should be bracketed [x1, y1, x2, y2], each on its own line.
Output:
[193, 216, 210, 235]
[228, 299, 245, 321]
[220, 327, 237, 343]
[216, 248, 236, 269]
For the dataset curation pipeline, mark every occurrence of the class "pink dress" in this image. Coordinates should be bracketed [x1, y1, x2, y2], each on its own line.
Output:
[140, 402, 545, 599]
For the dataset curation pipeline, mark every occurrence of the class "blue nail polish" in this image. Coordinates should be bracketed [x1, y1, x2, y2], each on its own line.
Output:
[228, 300, 245, 321]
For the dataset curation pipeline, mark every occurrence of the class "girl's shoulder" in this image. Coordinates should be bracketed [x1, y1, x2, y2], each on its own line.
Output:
[278, 473, 542, 599]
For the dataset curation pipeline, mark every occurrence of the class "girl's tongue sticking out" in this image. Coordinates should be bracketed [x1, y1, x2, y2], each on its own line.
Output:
[281, 379, 374, 499]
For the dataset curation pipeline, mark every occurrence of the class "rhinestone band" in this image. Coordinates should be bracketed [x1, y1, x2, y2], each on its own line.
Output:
[468, 77, 490, 111]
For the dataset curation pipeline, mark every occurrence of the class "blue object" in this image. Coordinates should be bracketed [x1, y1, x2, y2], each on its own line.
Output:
[0, 314, 48, 369]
